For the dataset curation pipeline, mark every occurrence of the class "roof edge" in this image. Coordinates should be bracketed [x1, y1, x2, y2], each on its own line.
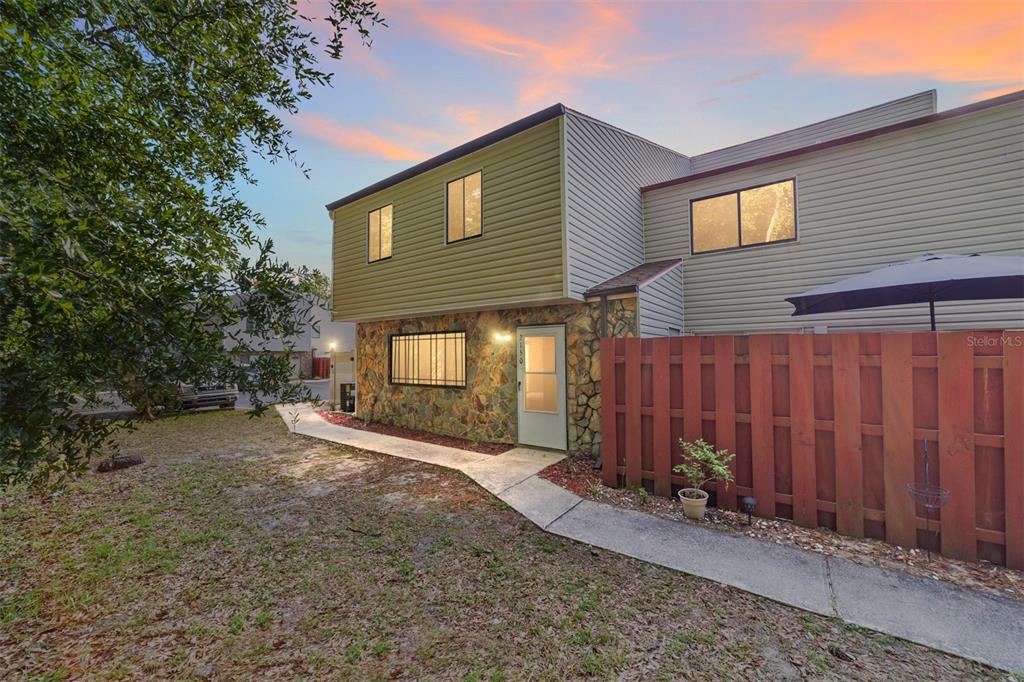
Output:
[583, 258, 683, 298]
[325, 103, 566, 212]
[641, 89, 1024, 194]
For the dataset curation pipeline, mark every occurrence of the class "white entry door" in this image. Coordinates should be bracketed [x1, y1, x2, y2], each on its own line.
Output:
[516, 325, 567, 450]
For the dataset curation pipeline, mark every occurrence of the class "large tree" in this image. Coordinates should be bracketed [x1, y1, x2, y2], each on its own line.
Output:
[0, 0, 383, 487]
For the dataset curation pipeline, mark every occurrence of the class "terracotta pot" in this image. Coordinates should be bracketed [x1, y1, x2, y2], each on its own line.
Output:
[678, 488, 709, 520]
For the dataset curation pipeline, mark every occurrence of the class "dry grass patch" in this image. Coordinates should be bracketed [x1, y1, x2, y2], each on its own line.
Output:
[0, 411, 1004, 680]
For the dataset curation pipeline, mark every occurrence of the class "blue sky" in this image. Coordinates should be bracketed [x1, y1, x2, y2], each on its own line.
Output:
[238, 0, 1024, 276]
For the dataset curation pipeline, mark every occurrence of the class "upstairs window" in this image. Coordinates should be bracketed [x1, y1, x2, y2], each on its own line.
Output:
[390, 331, 466, 387]
[446, 171, 482, 243]
[368, 204, 393, 262]
[691, 179, 796, 254]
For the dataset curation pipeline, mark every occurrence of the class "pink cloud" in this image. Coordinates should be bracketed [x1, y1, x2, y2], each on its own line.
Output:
[757, 0, 1024, 86]
[405, 0, 668, 107]
[710, 70, 765, 88]
[293, 113, 427, 161]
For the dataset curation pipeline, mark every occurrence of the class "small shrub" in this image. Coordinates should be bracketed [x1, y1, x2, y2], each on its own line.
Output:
[673, 439, 734, 499]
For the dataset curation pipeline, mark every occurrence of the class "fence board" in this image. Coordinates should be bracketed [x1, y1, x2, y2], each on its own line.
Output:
[833, 334, 865, 537]
[749, 335, 775, 518]
[881, 333, 917, 549]
[600, 337, 618, 488]
[624, 338, 643, 488]
[1004, 339, 1023, 570]
[682, 337, 702, 444]
[652, 340, 672, 497]
[601, 330, 1017, 566]
[789, 335, 817, 528]
[938, 332, 976, 562]
[714, 337, 737, 509]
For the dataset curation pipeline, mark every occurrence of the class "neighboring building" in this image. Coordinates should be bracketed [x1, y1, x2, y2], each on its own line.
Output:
[328, 90, 1024, 455]
[224, 298, 355, 378]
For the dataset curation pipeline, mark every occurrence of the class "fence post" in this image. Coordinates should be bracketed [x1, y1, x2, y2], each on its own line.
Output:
[624, 338, 643, 489]
[833, 333, 865, 537]
[652, 339, 672, 497]
[789, 334, 817, 528]
[938, 332, 976, 562]
[1005, 339, 1024, 570]
[750, 335, 775, 518]
[881, 333, 917, 549]
[600, 337, 618, 488]
[714, 336, 737, 509]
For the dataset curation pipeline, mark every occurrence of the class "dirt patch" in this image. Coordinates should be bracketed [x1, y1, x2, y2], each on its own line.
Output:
[318, 411, 513, 455]
[540, 457, 1024, 603]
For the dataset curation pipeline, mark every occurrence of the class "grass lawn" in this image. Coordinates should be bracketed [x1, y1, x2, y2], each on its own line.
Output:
[0, 410, 1002, 680]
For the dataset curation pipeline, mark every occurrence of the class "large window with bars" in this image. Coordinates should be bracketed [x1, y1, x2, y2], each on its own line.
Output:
[389, 331, 466, 387]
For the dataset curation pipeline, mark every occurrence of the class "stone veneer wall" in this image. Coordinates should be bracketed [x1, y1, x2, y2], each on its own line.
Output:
[356, 298, 636, 457]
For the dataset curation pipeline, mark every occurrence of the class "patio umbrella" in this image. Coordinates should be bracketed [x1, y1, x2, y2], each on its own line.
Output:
[785, 253, 1024, 330]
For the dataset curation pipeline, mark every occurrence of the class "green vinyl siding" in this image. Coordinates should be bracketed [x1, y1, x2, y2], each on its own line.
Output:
[332, 118, 566, 321]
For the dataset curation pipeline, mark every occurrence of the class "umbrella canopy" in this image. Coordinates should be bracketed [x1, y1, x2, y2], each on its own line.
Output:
[785, 253, 1024, 330]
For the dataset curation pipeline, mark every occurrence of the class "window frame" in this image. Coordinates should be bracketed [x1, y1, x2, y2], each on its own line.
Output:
[366, 203, 394, 264]
[444, 170, 484, 245]
[689, 178, 798, 256]
[388, 330, 467, 389]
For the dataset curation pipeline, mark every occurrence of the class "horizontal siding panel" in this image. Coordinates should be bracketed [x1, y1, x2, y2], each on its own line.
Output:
[564, 112, 689, 299]
[643, 99, 1024, 333]
[691, 91, 936, 171]
[332, 118, 566, 321]
[638, 264, 684, 337]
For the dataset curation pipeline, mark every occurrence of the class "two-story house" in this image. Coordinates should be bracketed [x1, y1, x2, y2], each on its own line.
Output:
[328, 89, 1024, 456]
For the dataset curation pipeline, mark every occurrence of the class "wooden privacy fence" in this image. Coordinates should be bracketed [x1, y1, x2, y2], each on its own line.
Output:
[599, 332, 1024, 568]
[312, 356, 330, 379]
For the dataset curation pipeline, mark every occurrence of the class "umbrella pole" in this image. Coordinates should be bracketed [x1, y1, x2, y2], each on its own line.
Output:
[929, 298, 936, 331]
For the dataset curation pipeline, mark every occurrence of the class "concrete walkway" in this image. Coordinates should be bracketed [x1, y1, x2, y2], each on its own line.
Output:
[277, 404, 1024, 674]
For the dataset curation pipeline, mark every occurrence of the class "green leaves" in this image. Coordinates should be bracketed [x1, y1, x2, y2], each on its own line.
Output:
[0, 0, 383, 488]
[673, 439, 735, 491]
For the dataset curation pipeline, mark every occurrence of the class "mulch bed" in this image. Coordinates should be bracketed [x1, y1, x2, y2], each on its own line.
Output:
[317, 411, 514, 455]
[539, 457, 1024, 603]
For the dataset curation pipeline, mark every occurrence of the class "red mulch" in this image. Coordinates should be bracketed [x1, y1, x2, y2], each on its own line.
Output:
[317, 411, 514, 455]
[538, 455, 603, 495]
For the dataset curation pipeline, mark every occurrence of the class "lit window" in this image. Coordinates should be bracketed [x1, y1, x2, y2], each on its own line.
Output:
[691, 179, 796, 254]
[446, 171, 482, 243]
[390, 331, 466, 387]
[368, 204, 393, 262]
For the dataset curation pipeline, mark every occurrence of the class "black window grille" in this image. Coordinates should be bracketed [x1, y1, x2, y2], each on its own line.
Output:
[389, 331, 466, 387]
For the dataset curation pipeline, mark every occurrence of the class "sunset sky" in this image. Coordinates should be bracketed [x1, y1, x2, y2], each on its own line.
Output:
[243, 0, 1024, 275]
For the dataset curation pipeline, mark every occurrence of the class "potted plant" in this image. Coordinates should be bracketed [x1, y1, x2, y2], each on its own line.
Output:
[674, 439, 735, 520]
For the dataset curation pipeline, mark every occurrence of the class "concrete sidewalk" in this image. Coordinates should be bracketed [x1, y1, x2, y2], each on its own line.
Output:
[277, 403, 1024, 674]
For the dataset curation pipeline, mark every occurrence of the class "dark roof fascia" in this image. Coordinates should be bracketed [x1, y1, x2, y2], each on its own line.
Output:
[325, 103, 566, 211]
[641, 89, 1024, 194]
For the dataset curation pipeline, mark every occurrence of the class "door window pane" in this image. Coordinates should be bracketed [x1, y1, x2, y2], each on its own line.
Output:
[524, 336, 555, 373]
[740, 180, 795, 245]
[692, 193, 739, 253]
[524, 374, 557, 413]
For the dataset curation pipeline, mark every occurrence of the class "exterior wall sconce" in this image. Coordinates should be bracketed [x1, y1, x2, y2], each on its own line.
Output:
[493, 332, 512, 342]
[328, 341, 337, 351]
